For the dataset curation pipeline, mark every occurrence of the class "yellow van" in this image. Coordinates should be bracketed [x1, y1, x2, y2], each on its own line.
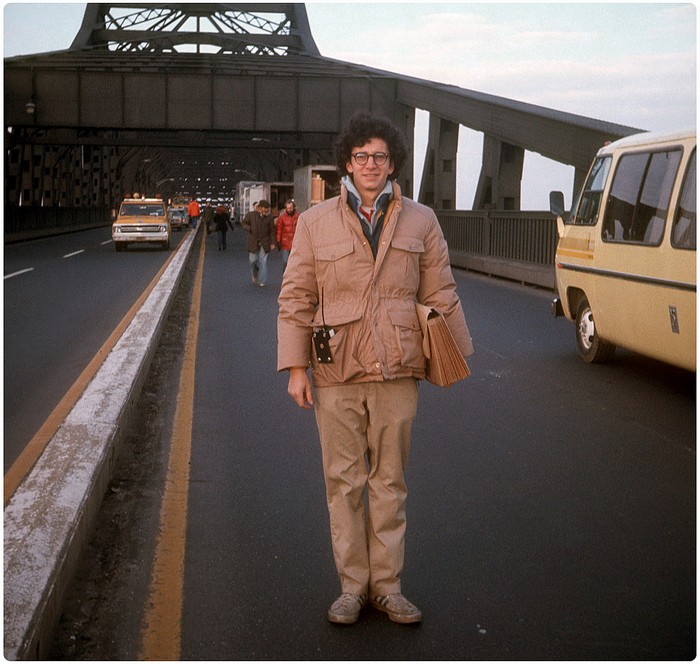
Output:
[550, 129, 696, 371]
[112, 197, 170, 251]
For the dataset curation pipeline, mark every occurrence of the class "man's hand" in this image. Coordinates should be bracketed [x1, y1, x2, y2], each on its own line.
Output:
[288, 366, 314, 409]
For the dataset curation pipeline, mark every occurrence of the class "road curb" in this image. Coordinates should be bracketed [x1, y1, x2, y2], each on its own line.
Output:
[4, 227, 199, 660]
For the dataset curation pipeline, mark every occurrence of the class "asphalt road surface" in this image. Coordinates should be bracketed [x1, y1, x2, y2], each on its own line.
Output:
[3, 228, 186, 471]
[49, 226, 695, 660]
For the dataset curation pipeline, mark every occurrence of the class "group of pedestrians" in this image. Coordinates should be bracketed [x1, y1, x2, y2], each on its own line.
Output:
[197, 201, 235, 250]
[185, 194, 299, 285]
[220, 198, 295, 287]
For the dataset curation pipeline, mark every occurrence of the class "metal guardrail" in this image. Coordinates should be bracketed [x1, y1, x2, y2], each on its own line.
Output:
[436, 209, 557, 289]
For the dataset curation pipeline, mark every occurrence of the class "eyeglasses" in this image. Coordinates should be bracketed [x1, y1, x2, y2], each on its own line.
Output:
[351, 152, 390, 166]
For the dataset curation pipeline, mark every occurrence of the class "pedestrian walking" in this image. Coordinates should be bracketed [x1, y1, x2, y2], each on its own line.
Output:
[203, 202, 214, 234]
[275, 199, 299, 271]
[188, 196, 201, 228]
[214, 204, 234, 250]
[277, 111, 473, 626]
[241, 200, 276, 286]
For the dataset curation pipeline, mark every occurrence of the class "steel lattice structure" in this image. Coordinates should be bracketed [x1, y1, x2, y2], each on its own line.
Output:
[71, 4, 320, 56]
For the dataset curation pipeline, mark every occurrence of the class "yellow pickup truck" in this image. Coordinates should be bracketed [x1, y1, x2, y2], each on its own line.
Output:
[112, 197, 170, 251]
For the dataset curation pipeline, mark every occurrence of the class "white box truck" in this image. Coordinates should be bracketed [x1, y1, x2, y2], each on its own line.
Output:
[293, 165, 340, 212]
[235, 180, 294, 221]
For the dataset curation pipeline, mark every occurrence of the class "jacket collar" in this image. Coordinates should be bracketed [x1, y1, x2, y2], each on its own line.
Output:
[342, 177, 402, 259]
[342, 176, 395, 226]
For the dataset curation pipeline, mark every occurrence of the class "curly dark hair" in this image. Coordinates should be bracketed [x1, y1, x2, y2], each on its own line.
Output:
[335, 111, 409, 178]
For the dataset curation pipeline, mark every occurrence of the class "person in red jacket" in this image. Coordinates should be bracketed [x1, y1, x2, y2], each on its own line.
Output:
[275, 199, 299, 272]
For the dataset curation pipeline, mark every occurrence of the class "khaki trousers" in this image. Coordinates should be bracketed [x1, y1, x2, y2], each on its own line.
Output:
[314, 378, 418, 596]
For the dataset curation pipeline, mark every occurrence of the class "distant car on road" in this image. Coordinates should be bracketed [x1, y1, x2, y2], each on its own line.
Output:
[168, 207, 188, 231]
[112, 197, 170, 251]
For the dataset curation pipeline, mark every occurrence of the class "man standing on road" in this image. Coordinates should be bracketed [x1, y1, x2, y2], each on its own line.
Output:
[275, 199, 299, 272]
[277, 112, 472, 625]
[241, 200, 276, 287]
[188, 196, 201, 229]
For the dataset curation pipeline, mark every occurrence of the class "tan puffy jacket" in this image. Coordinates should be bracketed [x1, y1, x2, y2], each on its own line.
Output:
[277, 182, 473, 387]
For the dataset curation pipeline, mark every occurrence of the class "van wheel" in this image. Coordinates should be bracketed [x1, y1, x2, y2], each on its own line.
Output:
[575, 299, 616, 364]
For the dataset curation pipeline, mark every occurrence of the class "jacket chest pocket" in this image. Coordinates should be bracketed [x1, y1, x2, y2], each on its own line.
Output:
[315, 240, 355, 289]
[390, 236, 424, 285]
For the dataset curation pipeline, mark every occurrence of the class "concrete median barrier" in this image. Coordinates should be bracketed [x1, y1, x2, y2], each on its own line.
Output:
[4, 226, 199, 660]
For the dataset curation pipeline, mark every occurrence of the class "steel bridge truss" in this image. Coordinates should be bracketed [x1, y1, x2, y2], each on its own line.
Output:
[5, 3, 642, 216]
[71, 3, 320, 56]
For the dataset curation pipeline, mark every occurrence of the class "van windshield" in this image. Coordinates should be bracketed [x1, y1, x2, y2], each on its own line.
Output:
[570, 156, 611, 225]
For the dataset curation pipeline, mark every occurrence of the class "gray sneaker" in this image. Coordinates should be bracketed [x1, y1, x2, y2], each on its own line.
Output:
[370, 593, 422, 623]
[327, 593, 367, 624]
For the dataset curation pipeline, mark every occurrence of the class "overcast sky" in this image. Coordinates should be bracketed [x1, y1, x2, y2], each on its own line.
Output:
[3, 2, 696, 209]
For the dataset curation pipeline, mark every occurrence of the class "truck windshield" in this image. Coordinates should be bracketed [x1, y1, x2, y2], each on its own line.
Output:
[120, 203, 165, 217]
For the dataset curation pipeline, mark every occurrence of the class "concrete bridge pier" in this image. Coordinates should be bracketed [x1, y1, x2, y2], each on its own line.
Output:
[419, 114, 458, 209]
[473, 135, 525, 211]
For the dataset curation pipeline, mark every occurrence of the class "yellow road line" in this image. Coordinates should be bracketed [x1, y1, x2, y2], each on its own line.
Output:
[4, 240, 185, 506]
[139, 232, 205, 661]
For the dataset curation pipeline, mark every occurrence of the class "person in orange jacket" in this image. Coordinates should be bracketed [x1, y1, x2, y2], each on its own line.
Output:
[187, 197, 201, 228]
[275, 199, 299, 272]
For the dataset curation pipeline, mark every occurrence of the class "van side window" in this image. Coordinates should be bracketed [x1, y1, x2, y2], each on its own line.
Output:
[602, 149, 682, 245]
[569, 156, 610, 225]
[671, 149, 696, 250]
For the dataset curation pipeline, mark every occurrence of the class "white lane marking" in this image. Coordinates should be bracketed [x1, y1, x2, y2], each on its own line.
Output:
[63, 250, 85, 258]
[4, 268, 35, 280]
[100, 240, 113, 246]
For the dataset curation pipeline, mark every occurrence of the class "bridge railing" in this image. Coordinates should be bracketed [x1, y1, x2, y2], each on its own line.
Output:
[436, 209, 557, 289]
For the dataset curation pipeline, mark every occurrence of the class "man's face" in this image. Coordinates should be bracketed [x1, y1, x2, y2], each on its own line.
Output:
[285, 202, 294, 214]
[259, 206, 270, 215]
[345, 137, 394, 205]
